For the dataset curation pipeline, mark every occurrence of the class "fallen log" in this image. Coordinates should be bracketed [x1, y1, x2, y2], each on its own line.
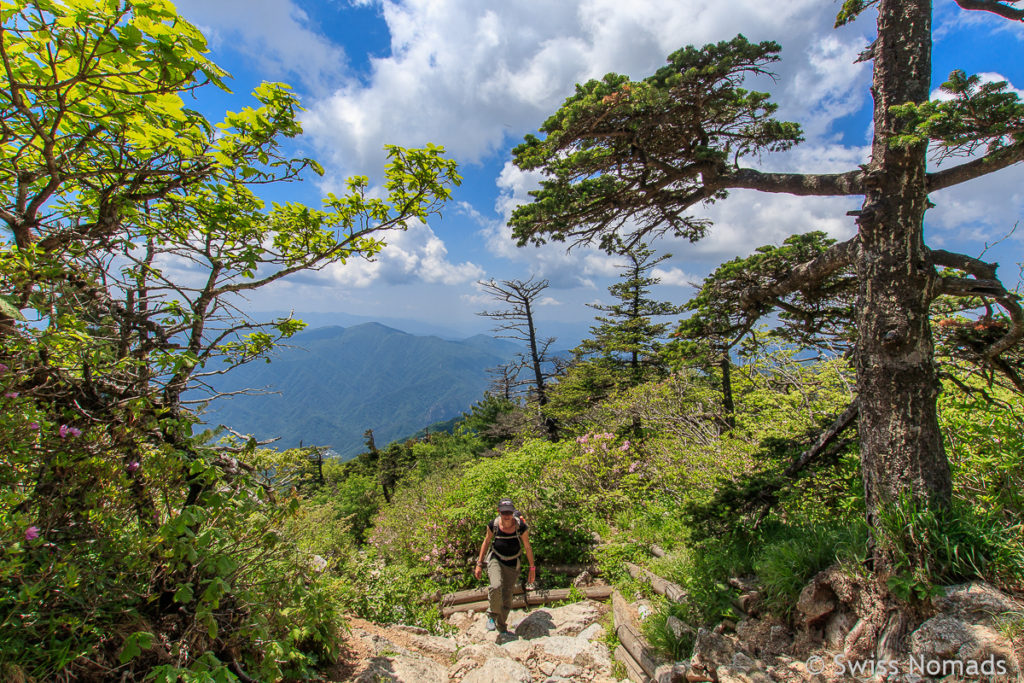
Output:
[439, 585, 613, 617]
[615, 644, 651, 683]
[650, 544, 666, 558]
[612, 590, 664, 679]
[625, 562, 687, 603]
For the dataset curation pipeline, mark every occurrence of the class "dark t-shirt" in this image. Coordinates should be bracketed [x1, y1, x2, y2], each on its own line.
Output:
[487, 517, 528, 567]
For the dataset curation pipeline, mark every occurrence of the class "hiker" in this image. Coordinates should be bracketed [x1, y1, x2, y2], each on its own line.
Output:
[473, 498, 536, 633]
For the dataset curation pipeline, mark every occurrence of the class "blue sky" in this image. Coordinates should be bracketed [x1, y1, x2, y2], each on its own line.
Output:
[173, 0, 1024, 340]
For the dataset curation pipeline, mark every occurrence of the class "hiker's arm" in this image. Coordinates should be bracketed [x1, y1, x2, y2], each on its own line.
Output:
[474, 527, 493, 579]
[521, 531, 536, 582]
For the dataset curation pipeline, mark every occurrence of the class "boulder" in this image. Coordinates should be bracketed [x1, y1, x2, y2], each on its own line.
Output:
[540, 635, 612, 669]
[690, 627, 736, 673]
[461, 657, 533, 683]
[910, 614, 1020, 677]
[353, 653, 448, 683]
[933, 582, 1024, 626]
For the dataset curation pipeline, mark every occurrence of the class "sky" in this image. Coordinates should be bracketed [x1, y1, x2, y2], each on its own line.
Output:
[172, 0, 1024, 341]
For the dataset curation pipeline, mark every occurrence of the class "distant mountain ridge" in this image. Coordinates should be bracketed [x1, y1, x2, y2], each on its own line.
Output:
[196, 323, 521, 458]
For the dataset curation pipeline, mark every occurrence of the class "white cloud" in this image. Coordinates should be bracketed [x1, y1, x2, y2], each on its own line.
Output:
[322, 221, 484, 287]
[652, 267, 698, 287]
[301, 0, 863, 184]
[175, 0, 348, 95]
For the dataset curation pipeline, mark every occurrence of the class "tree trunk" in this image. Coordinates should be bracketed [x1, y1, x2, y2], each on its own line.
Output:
[857, 0, 951, 569]
[719, 355, 735, 430]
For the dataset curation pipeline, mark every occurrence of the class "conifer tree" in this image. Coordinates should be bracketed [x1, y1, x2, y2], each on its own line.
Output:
[577, 242, 681, 385]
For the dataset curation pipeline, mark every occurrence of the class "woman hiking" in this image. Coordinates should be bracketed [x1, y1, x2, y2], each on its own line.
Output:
[473, 498, 536, 633]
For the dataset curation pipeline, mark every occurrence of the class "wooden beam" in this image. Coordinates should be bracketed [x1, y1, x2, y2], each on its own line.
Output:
[440, 585, 614, 617]
[615, 644, 651, 683]
[612, 590, 664, 679]
[624, 562, 687, 603]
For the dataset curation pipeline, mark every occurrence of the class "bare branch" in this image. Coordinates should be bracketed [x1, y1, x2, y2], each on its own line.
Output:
[784, 400, 860, 477]
[928, 248, 998, 279]
[928, 144, 1024, 192]
[952, 0, 1024, 20]
[725, 167, 865, 196]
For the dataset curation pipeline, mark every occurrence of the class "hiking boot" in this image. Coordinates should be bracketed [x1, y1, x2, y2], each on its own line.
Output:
[485, 617, 496, 631]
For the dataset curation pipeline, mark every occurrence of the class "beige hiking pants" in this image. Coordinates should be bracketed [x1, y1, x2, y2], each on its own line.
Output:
[486, 553, 520, 630]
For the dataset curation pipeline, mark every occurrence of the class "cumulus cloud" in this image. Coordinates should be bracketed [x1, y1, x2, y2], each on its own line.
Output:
[320, 221, 484, 288]
[652, 267, 698, 288]
[301, 0, 865, 184]
[175, 0, 350, 95]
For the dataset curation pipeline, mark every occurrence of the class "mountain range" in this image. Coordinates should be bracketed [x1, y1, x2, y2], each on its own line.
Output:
[195, 323, 522, 458]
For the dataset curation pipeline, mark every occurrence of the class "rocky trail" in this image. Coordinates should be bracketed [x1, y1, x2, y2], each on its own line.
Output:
[332, 574, 1024, 683]
[337, 599, 622, 682]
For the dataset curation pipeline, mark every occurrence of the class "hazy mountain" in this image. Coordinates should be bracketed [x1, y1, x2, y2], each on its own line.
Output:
[196, 323, 521, 458]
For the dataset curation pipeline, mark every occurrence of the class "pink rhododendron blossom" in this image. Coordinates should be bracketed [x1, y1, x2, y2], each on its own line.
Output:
[0, 363, 8, 372]
[58, 424, 81, 438]
[28, 422, 39, 430]
[628, 462, 639, 473]
[25, 526, 39, 541]
[127, 461, 140, 472]
[4, 392, 18, 399]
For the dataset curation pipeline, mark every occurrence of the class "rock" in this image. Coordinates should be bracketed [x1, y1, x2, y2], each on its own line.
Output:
[933, 582, 1024, 626]
[513, 600, 607, 638]
[911, 614, 974, 660]
[392, 624, 429, 635]
[553, 662, 584, 678]
[713, 619, 736, 634]
[637, 600, 655, 621]
[461, 657, 532, 683]
[690, 627, 736, 673]
[910, 614, 1020, 677]
[457, 642, 507, 663]
[540, 635, 612, 669]
[667, 616, 694, 641]
[654, 662, 690, 683]
[353, 653, 448, 683]
[574, 570, 594, 587]
[500, 638, 535, 663]
[539, 660, 557, 676]
[513, 610, 557, 639]
[404, 633, 458, 658]
[578, 622, 605, 641]
[715, 664, 772, 683]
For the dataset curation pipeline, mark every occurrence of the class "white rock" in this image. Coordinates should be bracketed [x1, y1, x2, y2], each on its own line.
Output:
[461, 657, 533, 683]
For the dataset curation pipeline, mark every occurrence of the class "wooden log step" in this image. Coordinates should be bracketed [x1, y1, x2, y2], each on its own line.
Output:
[439, 585, 613, 617]
[615, 644, 651, 683]
[612, 590, 665, 679]
[625, 562, 687, 603]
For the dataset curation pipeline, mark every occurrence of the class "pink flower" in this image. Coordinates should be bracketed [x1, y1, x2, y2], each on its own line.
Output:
[27, 422, 39, 430]
[620, 441, 630, 451]
[127, 461, 140, 472]
[4, 392, 18, 399]
[628, 462, 639, 473]
[25, 526, 39, 541]
[58, 425, 82, 438]
[0, 363, 8, 372]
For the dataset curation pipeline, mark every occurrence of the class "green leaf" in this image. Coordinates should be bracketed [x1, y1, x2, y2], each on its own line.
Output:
[0, 296, 26, 321]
